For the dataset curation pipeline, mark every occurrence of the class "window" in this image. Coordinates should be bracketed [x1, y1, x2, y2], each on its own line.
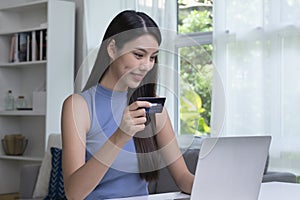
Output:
[176, 0, 213, 136]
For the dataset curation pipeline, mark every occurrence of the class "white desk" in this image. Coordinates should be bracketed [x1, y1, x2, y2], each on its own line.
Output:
[110, 182, 300, 200]
[258, 182, 300, 200]
[109, 192, 189, 200]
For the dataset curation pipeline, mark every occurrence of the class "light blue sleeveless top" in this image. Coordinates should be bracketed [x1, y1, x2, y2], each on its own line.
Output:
[80, 85, 148, 200]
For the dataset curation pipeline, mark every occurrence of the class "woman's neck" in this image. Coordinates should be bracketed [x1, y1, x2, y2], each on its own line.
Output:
[99, 70, 128, 92]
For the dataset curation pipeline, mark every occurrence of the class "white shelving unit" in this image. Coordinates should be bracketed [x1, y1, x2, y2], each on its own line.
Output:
[0, 0, 75, 194]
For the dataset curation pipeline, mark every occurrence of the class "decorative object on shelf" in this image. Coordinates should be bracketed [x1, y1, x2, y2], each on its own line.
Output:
[1, 134, 28, 156]
[16, 96, 30, 110]
[33, 91, 46, 112]
[4, 90, 15, 110]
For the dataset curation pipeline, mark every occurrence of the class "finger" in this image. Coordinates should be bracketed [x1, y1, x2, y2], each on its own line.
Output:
[135, 124, 146, 132]
[133, 116, 147, 125]
[130, 108, 146, 118]
[129, 101, 151, 111]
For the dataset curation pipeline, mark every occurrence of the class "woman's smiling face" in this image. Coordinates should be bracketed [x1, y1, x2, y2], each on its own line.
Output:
[107, 34, 159, 91]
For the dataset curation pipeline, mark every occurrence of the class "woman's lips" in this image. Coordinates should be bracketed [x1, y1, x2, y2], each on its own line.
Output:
[130, 72, 144, 81]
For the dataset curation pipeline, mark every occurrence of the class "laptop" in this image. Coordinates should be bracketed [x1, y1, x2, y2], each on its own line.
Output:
[108, 136, 271, 200]
[177, 135, 271, 200]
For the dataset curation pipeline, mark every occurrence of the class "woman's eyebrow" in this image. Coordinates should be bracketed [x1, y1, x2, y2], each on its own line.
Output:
[134, 48, 159, 55]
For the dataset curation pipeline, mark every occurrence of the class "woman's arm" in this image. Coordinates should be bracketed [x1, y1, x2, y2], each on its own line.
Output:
[61, 94, 128, 199]
[155, 108, 194, 194]
[61, 94, 150, 200]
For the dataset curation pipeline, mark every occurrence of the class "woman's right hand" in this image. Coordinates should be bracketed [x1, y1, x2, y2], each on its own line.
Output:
[118, 101, 151, 138]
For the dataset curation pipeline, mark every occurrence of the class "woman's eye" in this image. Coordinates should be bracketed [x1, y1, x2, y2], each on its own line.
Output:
[134, 53, 143, 59]
[150, 56, 157, 62]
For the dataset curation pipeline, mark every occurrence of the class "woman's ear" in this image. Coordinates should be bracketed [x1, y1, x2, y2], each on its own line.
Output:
[107, 39, 117, 60]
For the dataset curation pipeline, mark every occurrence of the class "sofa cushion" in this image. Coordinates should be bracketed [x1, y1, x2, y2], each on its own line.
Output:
[32, 148, 52, 198]
[263, 171, 297, 183]
[44, 147, 66, 200]
[33, 134, 62, 198]
[154, 148, 199, 194]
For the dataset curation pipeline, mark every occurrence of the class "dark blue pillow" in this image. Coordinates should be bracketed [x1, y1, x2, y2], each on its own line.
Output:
[44, 147, 67, 200]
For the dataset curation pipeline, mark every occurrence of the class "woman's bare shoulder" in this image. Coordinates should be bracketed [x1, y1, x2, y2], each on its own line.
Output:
[62, 93, 90, 118]
[63, 93, 86, 107]
[62, 93, 90, 132]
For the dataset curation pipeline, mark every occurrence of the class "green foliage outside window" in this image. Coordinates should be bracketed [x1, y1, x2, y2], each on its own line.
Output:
[179, 10, 213, 33]
[178, 5, 213, 136]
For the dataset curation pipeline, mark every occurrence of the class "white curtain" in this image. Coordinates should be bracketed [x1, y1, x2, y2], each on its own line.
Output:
[212, 0, 300, 174]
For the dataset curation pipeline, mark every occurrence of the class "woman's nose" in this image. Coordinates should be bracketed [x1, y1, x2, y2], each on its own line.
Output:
[139, 58, 152, 71]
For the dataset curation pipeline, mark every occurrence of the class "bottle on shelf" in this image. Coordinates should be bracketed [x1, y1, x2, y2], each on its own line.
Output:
[4, 90, 14, 110]
[16, 96, 27, 110]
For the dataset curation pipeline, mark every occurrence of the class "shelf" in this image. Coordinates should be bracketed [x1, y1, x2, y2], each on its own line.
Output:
[0, 0, 47, 12]
[0, 110, 45, 116]
[0, 25, 47, 36]
[0, 0, 75, 193]
[0, 154, 43, 162]
[0, 60, 47, 68]
[0, 0, 48, 37]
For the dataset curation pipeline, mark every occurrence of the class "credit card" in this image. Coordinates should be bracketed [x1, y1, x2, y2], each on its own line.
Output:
[137, 97, 166, 114]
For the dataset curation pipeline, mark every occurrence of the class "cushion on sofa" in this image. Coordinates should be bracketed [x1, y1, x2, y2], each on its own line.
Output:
[44, 147, 66, 200]
[263, 171, 297, 183]
[33, 134, 62, 198]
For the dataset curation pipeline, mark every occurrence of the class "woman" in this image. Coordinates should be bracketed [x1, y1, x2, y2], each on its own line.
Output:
[61, 10, 194, 199]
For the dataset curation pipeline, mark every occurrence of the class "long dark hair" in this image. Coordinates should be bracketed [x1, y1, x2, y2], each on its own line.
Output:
[84, 10, 162, 181]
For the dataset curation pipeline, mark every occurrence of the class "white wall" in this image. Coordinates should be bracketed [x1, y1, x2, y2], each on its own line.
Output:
[75, 0, 128, 78]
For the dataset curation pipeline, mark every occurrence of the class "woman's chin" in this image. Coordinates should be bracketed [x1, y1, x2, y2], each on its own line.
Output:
[128, 83, 141, 89]
[127, 79, 143, 89]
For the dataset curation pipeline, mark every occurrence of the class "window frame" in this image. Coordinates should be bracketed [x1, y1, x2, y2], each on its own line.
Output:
[174, 30, 213, 136]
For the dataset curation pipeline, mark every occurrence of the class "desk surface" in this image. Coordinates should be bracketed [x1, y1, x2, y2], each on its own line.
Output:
[258, 182, 300, 200]
[110, 192, 189, 200]
[109, 182, 300, 200]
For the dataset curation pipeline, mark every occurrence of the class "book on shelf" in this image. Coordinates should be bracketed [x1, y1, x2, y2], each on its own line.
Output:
[33, 29, 47, 61]
[14, 33, 19, 62]
[26, 34, 30, 61]
[31, 31, 37, 61]
[42, 29, 47, 60]
[9, 35, 16, 63]
[19, 33, 28, 62]
[39, 30, 43, 60]
[36, 29, 47, 61]
[8, 29, 47, 63]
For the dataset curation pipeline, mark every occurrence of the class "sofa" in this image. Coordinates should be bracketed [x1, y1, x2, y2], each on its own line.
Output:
[19, 134, 297, 199]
